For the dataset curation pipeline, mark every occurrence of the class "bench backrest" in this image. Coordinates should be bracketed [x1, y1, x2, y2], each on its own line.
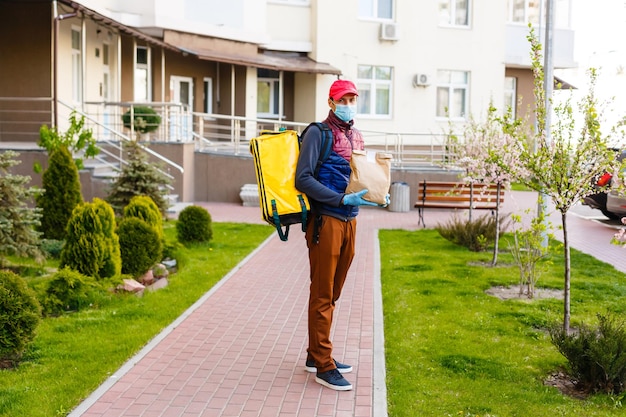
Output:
[417, 181, 505, 204]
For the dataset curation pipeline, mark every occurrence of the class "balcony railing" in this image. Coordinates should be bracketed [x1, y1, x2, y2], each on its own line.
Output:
[0, 97, 457, 170]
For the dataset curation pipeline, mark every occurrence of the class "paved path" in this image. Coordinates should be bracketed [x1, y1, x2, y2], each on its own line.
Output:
[69, 191, 626, 417]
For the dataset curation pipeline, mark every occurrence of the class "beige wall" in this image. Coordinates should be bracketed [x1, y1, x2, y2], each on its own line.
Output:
[505, 68, 537, 126]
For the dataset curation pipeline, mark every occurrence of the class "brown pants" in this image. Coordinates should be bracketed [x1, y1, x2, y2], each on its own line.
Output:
[306, 215, 356, 373]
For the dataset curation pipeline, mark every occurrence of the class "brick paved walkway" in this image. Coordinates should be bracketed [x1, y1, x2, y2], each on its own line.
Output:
[68, 191, 626, 417]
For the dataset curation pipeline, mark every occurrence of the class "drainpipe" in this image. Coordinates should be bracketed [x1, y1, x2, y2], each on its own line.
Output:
[53, 2, 77, 128]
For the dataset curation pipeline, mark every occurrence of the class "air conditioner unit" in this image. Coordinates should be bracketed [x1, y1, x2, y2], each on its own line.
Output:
[413, 73, 430, 87]
[379, 22, 399, 41]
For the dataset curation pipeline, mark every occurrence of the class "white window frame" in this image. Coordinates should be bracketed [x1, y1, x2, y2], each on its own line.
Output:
[356, 64, 393, 119]
[508, 0, 541, 25]
[436, 70, 469, 120]
[257, 70, 281, 118]
[504, 76, 517, 116]
[134, 45, 151, 102]
[71, 26, 82, 104]
[268, 0, 309, 5]
[203, 77, 213, 115]
[358, 0, 394, 21]
[438, 0, 471, 27]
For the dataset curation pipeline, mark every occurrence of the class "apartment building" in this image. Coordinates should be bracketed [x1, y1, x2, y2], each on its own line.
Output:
[0, 0, 576, 203]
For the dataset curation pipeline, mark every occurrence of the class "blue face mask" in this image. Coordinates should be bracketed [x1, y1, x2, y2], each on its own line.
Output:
[334, 104, 357, 122]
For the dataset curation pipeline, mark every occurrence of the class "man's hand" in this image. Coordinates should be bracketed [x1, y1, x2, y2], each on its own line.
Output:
[342, 189, 378, 206]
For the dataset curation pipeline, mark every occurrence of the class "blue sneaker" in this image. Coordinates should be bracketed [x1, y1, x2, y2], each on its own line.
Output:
[305, 358, 353, 374]
[315, 368, 353, 391]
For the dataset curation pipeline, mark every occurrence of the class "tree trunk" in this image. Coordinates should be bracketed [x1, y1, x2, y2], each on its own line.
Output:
[561, 211, 571, 334]
[491, 182, 502, 266]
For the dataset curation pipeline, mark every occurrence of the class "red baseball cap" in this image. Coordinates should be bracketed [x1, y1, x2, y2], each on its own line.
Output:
[329, 79, 359, 101]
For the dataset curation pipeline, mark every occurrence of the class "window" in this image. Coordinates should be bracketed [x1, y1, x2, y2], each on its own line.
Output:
[504, 76, 517, 115]
[356, 65, 392, 117]
[436, 70, 469, 119]
[257, 69, 280, 118]
[358, 0, 393, 19]
[439, 0, 470, 26]
[134, 46, 151, 102]
[508, 0, 571, 28]
[71, 27, 82, 103]
[203, 78, 213, 114]
[269, 0, 309, 4]
[508, 0, 540, 25]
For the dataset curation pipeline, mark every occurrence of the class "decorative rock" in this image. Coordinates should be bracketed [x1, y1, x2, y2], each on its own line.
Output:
[147, 277, 169, 292]
[162, 259, 177, 269]
[140, 269, 155, 285]
[120, 279, 145, 294]
[240, 184, 259, 207]
[152, 263, 169, 279]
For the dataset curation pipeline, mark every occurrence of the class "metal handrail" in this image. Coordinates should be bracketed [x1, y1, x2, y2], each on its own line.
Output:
[58, 100, 184, 174]
[0, 96, 456, 170]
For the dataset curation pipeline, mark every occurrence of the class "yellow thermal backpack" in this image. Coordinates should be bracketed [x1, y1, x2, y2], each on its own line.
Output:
[249, 122, 332, 241]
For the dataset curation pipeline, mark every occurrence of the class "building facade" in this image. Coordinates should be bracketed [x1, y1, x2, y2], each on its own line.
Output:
[0, 0, 576, 202]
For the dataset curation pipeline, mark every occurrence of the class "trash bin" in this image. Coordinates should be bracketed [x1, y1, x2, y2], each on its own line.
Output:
[388, 182, 410, 212]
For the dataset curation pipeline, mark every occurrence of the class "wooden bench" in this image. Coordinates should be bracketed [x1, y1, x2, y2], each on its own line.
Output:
[414, 181, 505, 227]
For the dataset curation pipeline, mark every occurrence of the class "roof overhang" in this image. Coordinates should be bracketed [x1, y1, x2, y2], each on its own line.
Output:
[59, 2, 341, 75]
[554, 75, 576, 90]
[60, 1, 183, 53]
[163, 30, 341, 75]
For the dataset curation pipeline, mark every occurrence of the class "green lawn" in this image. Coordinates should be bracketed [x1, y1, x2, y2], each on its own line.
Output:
[0, 222, 272, 417]
[380, 229, 626, 417]
[3, 222, 625, 416]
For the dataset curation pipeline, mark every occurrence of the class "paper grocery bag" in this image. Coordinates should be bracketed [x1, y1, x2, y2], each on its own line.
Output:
[346, 150, 392, 205]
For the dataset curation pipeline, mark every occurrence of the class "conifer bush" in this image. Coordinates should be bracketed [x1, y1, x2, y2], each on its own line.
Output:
[0, 270, 41, 368]
[37, 146, 83, 240]
[123, 195, 163, 239]
[60, 200, 118, 279]
[121, 106, 161, 134]
[0, 150, 43, 266]
[93, 198, 122, 279]
[106, 140, 170, 216]
[550, 313, 626, 394]
[176, 205, 213, 244]
[435, 213, 506, 252]
[41, 267, 97, 316]
[117, 217, 162, 277]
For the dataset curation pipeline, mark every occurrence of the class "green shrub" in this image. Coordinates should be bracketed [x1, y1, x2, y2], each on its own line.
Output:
[59, 199, 121, 279]
[0, 151, 43, 266]
[37, 146, 83, 240]
[39, 239, 64, 259]
[123, 195, 163, 239]
[436, 212, 503, 252]
[93, 198, 122, 279]
[121, 106, 161, 134]
[117, 217, 162, 277]
[176, 205, 213, 244]
[41, 267, 97, 316]
[550, 313, 626, 394]
[0, 270, 41, 368]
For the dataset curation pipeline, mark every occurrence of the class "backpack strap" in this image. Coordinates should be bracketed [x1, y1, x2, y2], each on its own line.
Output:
[301, 122, 333, 175]
[300, 122, 333, 241]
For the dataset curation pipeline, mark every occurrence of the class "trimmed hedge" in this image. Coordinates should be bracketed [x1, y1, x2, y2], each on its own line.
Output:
[0, 270, 41, 368]
[118, 217, 163, 277]
[176, 205, 213, 244]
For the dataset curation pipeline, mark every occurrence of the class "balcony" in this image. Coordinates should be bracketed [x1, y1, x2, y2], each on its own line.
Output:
[505, 23, 576, 69]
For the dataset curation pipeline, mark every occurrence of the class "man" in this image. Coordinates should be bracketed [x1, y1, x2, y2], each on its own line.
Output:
[295, 79, 383, 391]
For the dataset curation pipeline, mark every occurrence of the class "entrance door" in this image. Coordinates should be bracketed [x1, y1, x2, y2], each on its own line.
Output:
[170, 76, 193, 141]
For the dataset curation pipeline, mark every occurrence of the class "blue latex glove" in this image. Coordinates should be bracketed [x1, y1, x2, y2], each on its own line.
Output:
[342, 189, 378, 207]
[380, 193, 390, 208]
